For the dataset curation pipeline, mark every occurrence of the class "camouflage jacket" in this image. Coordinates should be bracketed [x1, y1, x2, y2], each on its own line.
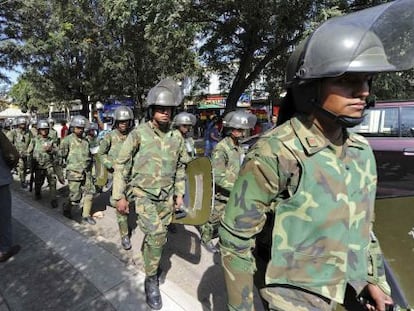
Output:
[86, 135, 99, 149]
[60, 133, 91, 177]
[211, 136, 244, 197]
[219, 115, 389, 310]
[97, 129, 128, 170]
[171, 129, 194, 163]
[7, 128, 32, 156]
[30, 127, 38, 138]
[48, 128, 59, 145]
[112, 121, 187, 201]
[27, 135, 59, 169]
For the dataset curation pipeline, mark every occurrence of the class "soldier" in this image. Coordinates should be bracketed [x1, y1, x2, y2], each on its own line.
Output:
[85, 122, 99, 149]
[112, 78, 187, 310]
[199, 110, 256, 253]
[218, 2, 414, 311]
[48, 118, 59, 145]
[27, 120, 59, 208]
[7, 116, 32, 188]
[2, 119, 11, 135]
[172, 111, 197, 160]
[29, 119, 38, 138]
[60, 115, 96, 225]
[97, 106, 134, 250]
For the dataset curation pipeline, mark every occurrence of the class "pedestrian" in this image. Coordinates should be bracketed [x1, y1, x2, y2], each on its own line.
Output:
[199, 110, 256, 253]
[0, 131, 21, 263]
[218, 2, 413, 310]
[97, 106, 134, 250]
[27, 119, 60, 208]
[204, 115, 221, 157]
[7, 116, 32, 188]
[60, 120, 69, 139]
[60, 115, 96, 225]
[112, 78, 187, 310]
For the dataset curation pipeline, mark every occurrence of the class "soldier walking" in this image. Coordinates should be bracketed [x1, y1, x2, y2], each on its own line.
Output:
[112, 78, 187, 310]
[171, 111, 197, 160]
[27, 119, 59, 208]
[199, 111, 256, 253]
[60, 115, 96, 225]
[97, 106, 134, 250]
[7, 117, 32, 188]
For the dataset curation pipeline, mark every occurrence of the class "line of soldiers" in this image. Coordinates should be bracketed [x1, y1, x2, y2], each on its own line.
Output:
[2, 79, 258, 310]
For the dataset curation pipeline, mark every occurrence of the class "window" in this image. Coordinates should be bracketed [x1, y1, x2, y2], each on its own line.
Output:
[400, 107, 414, 137]
[352, 107, 399, 137]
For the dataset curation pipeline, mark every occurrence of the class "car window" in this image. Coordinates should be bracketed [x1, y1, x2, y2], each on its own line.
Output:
[400, 107, 414, 137]
[352, 107, 399, 137]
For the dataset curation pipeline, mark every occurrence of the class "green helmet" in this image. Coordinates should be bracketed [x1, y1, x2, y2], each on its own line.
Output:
[16, 116, 27, 125]
[173, 112, 196, 127]
[37, 119, 49, 130]
[86, 122, 99, 131]
[145, 78, 183, 108]
[223, 111, 257, 130]
[70, 115, 88, 128]
[114, 106, 134, 121]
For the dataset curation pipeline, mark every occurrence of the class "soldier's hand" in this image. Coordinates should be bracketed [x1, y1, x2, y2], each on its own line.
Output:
[364, 283, 394, 311]
[116, 198, 129, 215]
[174, 195, 184, 211]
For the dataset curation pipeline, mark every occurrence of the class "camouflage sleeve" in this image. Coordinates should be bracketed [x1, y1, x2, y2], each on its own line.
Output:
[97, 133, 112, 169]
[367, 231, 391, 295]
[211, 144, 232, 192]
[174, 134, 187, 197]
[27, 138, 35, 155]
[112, 130, 139, 201]
[59, 136, 70, 160]
[219, 148, 281, 311]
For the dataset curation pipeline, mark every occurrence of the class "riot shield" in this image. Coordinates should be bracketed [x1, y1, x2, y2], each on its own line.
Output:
[92, 148, 110, 191]
[172, 156, 213, 225]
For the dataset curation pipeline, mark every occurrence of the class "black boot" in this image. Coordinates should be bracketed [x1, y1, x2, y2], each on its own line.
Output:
[144, 275, 162, 310]
[121, 235, 132, 250]
[62, 202, 72, 219]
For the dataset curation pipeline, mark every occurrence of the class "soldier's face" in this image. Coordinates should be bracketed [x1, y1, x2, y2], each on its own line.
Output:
[179, 124, 191, 134]
[39, 129, 49, 137]
[73, 127, 84, 137]
[117, 120, 129, 132]
[320, 73, 371, 119]
[153, 106, 172, 124]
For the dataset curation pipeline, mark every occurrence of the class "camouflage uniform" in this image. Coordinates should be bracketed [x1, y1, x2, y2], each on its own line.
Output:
[200, 135, 244, 245]
[112, 121, 187, 276]
[7, 127, 32, 185]
[171, 129, 194, 163]
[48, 128, 59, 145]
[60, 133, 95, 219]
[98, 129, 129, 239]
[30, 127, 38, 138]
[27, 134, 59, 206]
[219, 115, 390, 311]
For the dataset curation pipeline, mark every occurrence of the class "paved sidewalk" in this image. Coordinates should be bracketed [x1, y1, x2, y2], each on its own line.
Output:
[0, 193, 203, 311]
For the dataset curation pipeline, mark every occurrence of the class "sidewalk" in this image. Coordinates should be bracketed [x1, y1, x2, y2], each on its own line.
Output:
[0, 181, 266, 311]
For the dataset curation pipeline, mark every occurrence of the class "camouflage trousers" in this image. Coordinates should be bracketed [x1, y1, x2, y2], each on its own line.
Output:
[199, 199, 226, 244]
[132, 194, 173, 277]
[109, 196, 129, 238]
[16, 156, 28, 183]
[66, 171, 95, 218]
[34, 166, 56, 200]
[261, 284, 367, 311]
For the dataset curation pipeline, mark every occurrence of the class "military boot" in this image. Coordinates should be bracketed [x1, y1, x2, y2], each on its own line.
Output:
[121, 235, 131, 250]
[62, 202, 72, 219]
[144, 275, 162, 310]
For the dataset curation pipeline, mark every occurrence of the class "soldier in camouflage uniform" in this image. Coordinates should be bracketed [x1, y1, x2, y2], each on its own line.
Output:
[199, 111, 256, 253]
[171, 111, 197, 161]
[7, 117, 32, 188]
[60, 115, 96, 225]
[29, 119, 38, 138]
[48, 118, 59, 145]
[98, 106, 134, 250]
[217, 5, 414, 311]
[112, 79, 187, 310]
[27, 119, 59, 208]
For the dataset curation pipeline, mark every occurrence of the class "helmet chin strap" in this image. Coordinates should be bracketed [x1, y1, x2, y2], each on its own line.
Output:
[315, 105, 365, 128]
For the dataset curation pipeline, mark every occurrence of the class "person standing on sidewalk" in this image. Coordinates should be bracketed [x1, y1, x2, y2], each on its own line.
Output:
[7, 116, 32, 189]
[98, 106, 134, 250]
[60, 115, 96, 225]
[217, 2, 414, 310]
[27, 119, 60, 208]
[0, 131, 21, 263]
[112, 78, 187, 310]
[199, 110, 256, 253]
